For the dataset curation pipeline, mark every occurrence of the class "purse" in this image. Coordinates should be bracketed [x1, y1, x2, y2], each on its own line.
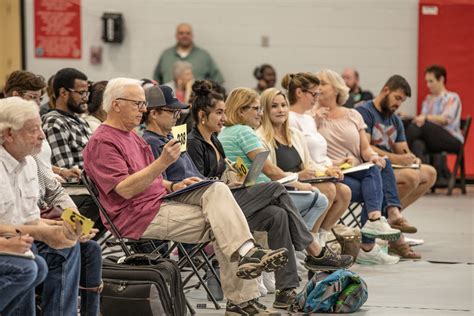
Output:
[220, 158, 243, 184]
[330, 225, 361, 260]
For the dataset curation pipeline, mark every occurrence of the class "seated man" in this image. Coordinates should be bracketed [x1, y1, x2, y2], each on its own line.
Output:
[0, 97, 84, 315]
[34, 152, 102, 315]
[356, 75, 436, 211]
[142, 84, 353, 309]
[82, 78, 289, 315]
[41, 68, 105, 237]
[0, 228, 48, 315]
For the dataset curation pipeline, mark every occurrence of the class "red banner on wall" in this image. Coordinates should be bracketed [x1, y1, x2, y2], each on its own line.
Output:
[34, 0, 81, 59]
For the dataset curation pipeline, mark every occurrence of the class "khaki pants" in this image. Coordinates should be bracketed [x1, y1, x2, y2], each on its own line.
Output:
[142, 182, 260, 304]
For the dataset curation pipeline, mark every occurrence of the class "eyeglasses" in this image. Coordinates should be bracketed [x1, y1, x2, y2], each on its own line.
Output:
[68, 89, 90, 99]
[244, 105, 263, 113]
[303, 90, 320, 98]
[21, 91, 45, 104]
[161, 108, 182, 118]
[116, 98, 148, 110]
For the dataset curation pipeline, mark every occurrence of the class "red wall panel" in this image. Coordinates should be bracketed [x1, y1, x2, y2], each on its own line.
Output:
[418, 0, 474, 177]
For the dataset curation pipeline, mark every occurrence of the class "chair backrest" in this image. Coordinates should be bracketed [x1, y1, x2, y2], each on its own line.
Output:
[81, 170, 132, 256]
[461, 115, 472, 146]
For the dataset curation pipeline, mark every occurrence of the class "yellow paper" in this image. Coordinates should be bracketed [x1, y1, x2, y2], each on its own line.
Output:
[171, 124, 187, 152]
[315, 171, 326, 177]
[339, 162, 352, 170]
[235, 157, 249, 176]
[61, 208, 94, 235]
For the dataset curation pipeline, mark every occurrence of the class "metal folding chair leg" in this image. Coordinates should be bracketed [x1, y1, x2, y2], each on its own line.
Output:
[177, 242, 222, 310]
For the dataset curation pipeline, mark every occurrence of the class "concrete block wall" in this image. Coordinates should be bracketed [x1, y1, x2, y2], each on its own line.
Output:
[24, 0, 419, 114]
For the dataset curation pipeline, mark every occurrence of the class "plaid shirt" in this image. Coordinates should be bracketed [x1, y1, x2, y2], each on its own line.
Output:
[42, 109, 92, 169]
[33, 154, 76, 211]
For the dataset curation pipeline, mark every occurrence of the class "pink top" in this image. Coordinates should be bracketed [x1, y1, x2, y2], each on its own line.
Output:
[83, 124, 167, 239]
[317, 109, 367, 166]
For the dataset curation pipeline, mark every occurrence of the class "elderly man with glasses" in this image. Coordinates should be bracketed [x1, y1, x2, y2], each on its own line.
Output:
[83, 77, 291, 315]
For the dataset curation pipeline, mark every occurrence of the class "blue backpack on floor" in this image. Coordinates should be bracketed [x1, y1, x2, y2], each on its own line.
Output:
[296, 269, 368, 313]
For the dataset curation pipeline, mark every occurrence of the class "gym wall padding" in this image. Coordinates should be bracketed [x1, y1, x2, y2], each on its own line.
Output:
[418, 0, 474, 177]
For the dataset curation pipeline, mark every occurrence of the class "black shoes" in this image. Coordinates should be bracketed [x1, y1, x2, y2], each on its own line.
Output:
[273, 288, 297, 310]
[225, 299, 281, 315]
[236, 246, 289, 279]
[304, 246, 354, 271]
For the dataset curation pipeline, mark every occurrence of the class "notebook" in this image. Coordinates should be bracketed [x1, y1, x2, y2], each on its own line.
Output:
[341, 162, 375, 174]
[300, 176, 339, 183]
[163, 179, 218, 199]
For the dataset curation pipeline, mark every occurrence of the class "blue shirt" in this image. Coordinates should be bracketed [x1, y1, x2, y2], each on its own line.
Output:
[142, 130, 203, 182]
[356, 101, 406, 153]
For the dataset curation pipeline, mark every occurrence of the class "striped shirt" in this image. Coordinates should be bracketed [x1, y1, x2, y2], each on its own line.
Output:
[218, 124, 270, 183]
[421, 91, 463, 143]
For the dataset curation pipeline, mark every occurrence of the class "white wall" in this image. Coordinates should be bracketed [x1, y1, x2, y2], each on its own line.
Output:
[24, 0, 419, 114]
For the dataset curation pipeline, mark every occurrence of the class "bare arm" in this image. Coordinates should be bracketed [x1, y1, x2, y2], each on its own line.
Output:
[426, 114, 448, 125]
[247, 148, 288, 180]
[247, 148, 314, 191]
[114, 140, 181, 199]
[359, 130, 377, 161]
[360, 130, 385, 167]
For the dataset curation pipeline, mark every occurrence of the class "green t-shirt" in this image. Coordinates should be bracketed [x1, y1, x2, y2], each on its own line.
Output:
[218, 124, 270, 183]
[153, 45, 224, 84]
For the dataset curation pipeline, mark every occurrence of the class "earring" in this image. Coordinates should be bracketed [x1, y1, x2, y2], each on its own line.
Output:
[201, 120, 205, 125]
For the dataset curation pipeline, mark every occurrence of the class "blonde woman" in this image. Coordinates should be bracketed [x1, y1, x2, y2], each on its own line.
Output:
[218, 87, 353, 307]
[315, 69, 420, 262]
[258, 88, 350, 243]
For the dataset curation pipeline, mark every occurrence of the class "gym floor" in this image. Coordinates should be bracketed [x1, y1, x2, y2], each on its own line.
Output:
[186, 186, 474, 315]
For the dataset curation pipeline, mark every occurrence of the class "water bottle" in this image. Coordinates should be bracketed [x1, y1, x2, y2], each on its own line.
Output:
[206, 260, 224, 301]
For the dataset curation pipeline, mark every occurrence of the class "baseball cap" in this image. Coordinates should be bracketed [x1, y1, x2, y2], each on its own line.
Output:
[145, 85, 189, 109]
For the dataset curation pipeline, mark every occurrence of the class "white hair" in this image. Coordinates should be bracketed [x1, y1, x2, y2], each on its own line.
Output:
[0, 97, 39, 145]
[172, 61, 193, 80]
[317, 69, 350, 106]
[102, 77, 142, 113]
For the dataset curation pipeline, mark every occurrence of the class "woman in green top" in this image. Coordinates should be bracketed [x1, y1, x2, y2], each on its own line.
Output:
[218, 87, 329, 231]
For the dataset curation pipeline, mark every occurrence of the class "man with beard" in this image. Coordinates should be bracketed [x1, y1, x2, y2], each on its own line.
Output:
[341, 68, 374, 108]
[153, 23, 224, 84]
[42, 68, 106, 238]
[356, 75, 436, 217]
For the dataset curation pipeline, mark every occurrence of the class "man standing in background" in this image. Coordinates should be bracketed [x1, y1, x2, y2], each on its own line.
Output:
[153, 23, 224, 85]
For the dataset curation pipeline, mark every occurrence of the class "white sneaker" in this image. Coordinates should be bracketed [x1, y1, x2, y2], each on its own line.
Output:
[405, 237, 424, 247]
[256, 276, 267, 296]
[356, 244, 400, 265]
[361, 216, 401, 241]
[262, 272, 275, 294]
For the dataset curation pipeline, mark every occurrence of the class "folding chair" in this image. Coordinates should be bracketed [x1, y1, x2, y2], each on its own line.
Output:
[338, 202, 363, 228]
[431, 115, 471, 195]
[81, 170, 222, 313]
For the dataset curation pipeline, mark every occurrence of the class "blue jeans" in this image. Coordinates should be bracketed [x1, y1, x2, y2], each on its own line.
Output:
[36, 241, 81, 315]
[343, 165, 384, 244]
[380, 159, 402, 215]
[80, 241, 102, 316]
[0, 254, 48, 315]
[289, 189, 328, 230]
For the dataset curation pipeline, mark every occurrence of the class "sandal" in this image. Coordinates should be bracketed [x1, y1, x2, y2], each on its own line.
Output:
[388, 242, 421, 259]
[389, 217, 417, 234]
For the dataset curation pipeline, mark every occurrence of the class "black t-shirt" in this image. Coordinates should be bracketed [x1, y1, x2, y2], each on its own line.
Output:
[275, 140, 303, 173]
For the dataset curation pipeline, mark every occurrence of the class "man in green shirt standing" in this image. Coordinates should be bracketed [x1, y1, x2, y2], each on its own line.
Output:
[153, 23, 224, 85]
